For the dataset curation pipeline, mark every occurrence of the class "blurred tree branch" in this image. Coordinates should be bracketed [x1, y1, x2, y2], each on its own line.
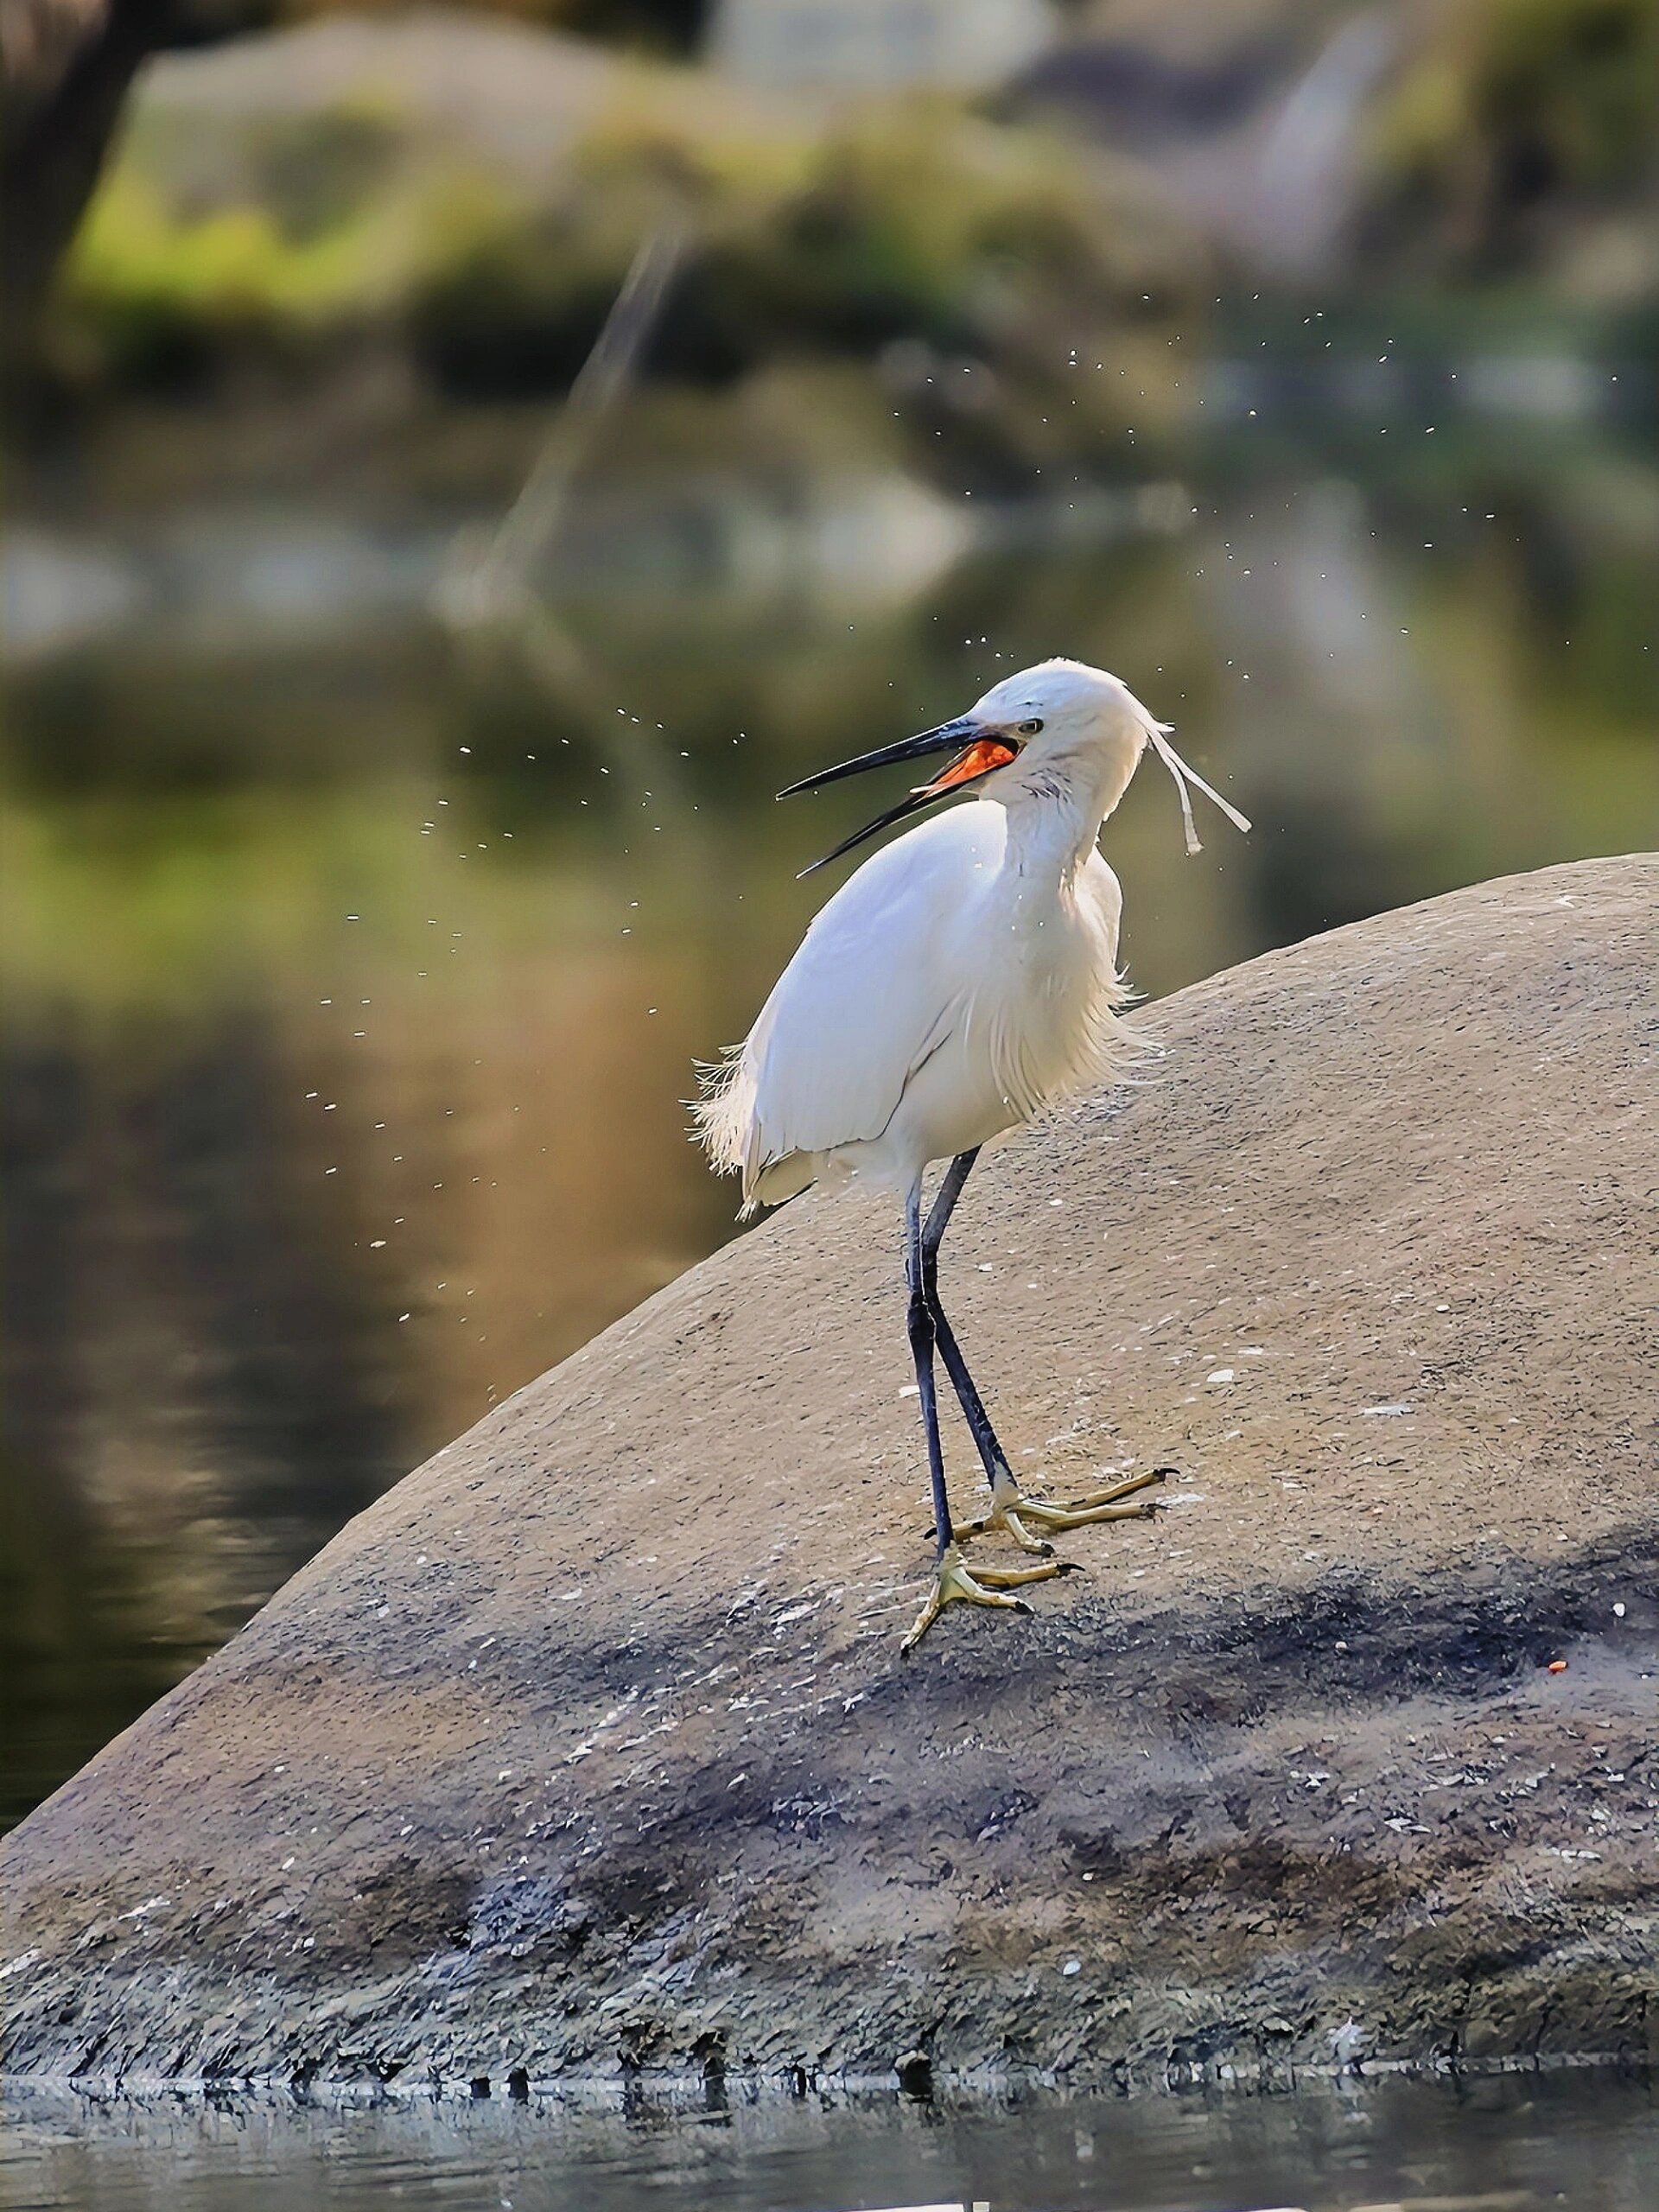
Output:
[1, 0, 272, 377]
[0, 0, 703, 385]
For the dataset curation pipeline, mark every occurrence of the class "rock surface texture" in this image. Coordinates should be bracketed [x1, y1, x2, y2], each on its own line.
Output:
[4, 856, 1656, 2090]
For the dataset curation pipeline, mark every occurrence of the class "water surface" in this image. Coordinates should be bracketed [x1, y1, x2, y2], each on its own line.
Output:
[3, 2070, 1656, 2211]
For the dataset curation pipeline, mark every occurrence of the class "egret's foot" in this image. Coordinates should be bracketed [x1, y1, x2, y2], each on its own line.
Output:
[955, 1465, 1173, 1550]
[900, 1541, 1081, 1655]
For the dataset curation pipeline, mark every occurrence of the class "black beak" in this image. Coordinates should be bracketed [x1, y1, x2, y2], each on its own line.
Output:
[778, 718, 1010, 876]
[777, 717, 978, 799]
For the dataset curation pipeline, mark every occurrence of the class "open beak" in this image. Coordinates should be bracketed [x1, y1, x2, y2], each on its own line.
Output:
[779, 718, 1018, 876]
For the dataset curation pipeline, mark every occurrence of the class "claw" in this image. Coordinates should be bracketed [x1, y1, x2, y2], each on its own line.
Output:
[956, 1465, 1173, 1546]
[900, 1542, 1071, 1653]
[1016, 1497, 1160, 1532]
[1055, 1465, 1172, 1510]
[927, 1512, 1054, 1555]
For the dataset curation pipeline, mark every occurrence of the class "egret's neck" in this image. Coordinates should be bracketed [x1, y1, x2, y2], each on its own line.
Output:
[997, 741, 1141, 880]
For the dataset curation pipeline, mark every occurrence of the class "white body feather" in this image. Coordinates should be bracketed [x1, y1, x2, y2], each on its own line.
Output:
[699, 781, 1137, 1213]
[696, 658, 1245, 1216]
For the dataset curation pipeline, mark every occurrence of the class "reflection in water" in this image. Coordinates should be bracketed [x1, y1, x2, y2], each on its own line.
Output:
[3, 2068, 1657, 2211]
[3, 410, 1656, 1829]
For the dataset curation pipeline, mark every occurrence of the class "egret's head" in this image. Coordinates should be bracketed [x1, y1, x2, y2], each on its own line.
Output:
[781, 656, 1249, 874]
[967, 658, 1154, 784]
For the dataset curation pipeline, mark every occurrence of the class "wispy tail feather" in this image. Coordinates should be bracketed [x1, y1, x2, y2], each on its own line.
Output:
[691, 1047, 753, 1173]
[691, 1047, 773, 1217]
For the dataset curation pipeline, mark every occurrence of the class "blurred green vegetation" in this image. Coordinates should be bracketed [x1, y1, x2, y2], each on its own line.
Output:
[9, 0, 1645, 489]
[61, 114, 406, 380]
[411, 104, 1183, 389]
[1364, 0, 1659, 283]
[23, 0, 1651, 486]
[50, 58, 1192, 456]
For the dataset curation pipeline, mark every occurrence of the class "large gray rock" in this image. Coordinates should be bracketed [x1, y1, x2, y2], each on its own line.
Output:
[4, 856, 1656, 2089]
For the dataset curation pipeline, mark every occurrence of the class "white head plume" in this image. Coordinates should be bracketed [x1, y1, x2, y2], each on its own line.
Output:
[1142, 718, 1252, 856]
[971, 660, 1253, 858]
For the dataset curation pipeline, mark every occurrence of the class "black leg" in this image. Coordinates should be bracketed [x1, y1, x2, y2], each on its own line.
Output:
[899, 1163, 1079, 1649]
[923, 1152, 1172, 1548]
[906, 1180, 953, 1560]
[919, 1150, 1015, 1490]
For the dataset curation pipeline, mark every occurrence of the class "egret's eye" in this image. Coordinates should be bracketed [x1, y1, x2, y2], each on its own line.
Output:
[1016, 718, 1043, 737]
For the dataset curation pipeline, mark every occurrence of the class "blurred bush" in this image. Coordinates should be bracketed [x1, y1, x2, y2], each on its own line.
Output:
[405, 99, 1190, 394]
[31, 1, 1657, 461]
[43, 16, 1199, 473]
[58, 100, 412, 385]
[1364, 0, 1659, 290]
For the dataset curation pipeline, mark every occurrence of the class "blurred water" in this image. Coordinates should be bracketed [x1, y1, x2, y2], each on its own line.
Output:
[3, 2069, 1656, 2212]
[3, 395, 1656, 1832]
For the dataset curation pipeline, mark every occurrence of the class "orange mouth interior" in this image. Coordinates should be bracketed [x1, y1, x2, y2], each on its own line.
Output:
[916, 736, 1018, 797]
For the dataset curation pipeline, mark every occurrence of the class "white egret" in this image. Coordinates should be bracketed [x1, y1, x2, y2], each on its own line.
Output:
[696, 659, 1250, 1649]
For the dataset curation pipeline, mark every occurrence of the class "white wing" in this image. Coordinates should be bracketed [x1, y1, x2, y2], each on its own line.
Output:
[697, 803, 1005, 1202]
